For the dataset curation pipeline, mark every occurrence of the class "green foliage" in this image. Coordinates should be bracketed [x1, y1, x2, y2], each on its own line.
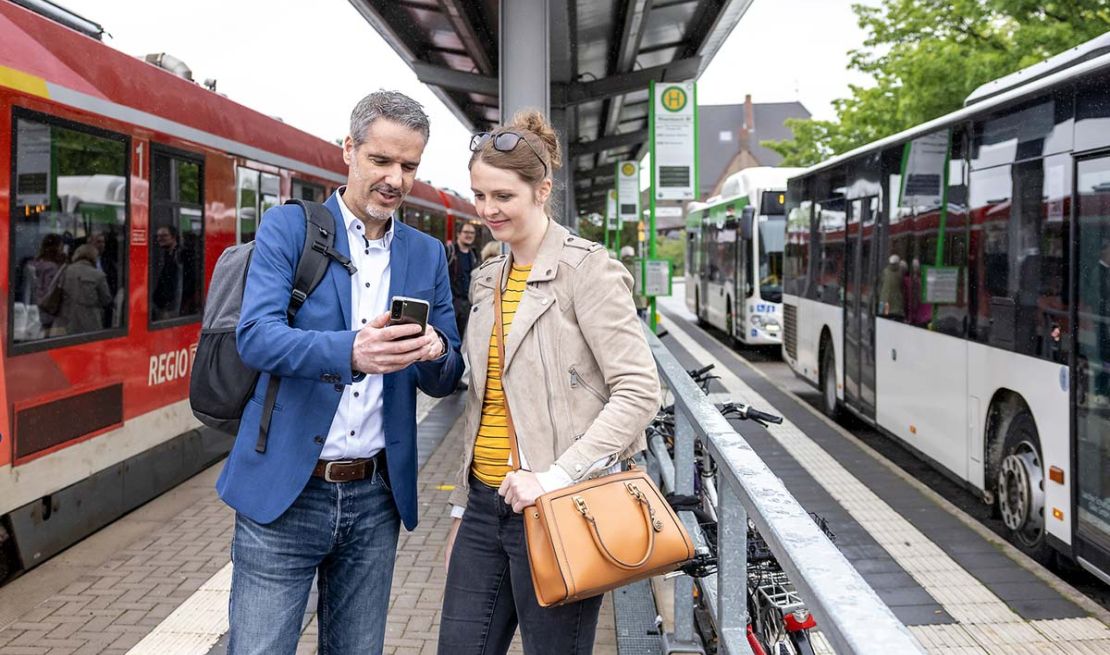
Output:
[655, 235, 685, 275]
[762, 0, 1110, 167]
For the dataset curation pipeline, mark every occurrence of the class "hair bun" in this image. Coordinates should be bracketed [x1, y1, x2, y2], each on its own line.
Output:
[510, 110, 562, 173]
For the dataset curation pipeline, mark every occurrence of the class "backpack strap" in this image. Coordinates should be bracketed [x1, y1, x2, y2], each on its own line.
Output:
[257, 199, 357, 454]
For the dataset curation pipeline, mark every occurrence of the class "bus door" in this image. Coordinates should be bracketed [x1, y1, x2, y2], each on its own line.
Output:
[844, 197, 879, 416]
[1074, 153, 1110, 575]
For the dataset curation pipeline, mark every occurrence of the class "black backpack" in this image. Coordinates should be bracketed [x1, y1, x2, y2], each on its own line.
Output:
[189, 199, 355, 453]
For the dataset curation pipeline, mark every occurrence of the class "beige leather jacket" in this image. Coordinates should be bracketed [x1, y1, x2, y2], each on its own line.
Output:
[448, 221, 661, 508]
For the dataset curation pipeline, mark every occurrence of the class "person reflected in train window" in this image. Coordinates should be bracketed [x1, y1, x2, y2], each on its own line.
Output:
[28, 234, 67, 331]
[179, 230, 202, 316]
[55, 244, 111, 337]
[91, 230, 121, 325]
[217, 90, 463, 655]
[152, 225, 183, 320]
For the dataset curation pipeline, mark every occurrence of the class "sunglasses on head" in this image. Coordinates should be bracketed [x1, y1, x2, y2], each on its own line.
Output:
[469, 130, 548, 178]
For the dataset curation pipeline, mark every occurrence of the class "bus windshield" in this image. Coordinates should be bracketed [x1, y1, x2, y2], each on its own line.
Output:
[758, 217, 786, 302]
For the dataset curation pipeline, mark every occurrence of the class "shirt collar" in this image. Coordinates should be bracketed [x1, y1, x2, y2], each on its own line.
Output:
[337, 187, 394, 249]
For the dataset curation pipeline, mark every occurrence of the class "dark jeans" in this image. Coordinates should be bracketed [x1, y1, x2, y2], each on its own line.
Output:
[228, 472, 399, 655]
[438, 477, 603, 654]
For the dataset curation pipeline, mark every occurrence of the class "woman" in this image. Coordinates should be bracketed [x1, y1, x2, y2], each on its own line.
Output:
[438, 111, 660, 654]
[56, 244, 112, 336]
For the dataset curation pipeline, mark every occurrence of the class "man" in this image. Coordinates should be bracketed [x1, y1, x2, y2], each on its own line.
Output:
[445, 222, 480, 336]
[216, 91, 464, 655]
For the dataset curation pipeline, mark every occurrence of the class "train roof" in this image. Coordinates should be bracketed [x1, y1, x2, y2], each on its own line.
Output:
[0, 1, 345, 181]
[793, 30, 1110, 181]
[0, 2, 476, 216]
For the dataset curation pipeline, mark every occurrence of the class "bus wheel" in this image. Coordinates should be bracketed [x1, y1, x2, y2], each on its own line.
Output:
[820, 340, 839, 419]
[997, 413, 1053, 565]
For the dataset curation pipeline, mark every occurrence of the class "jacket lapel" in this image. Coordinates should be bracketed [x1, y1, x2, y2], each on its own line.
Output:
[324, 193, 352, 326]
[388, 221, 409, 304]
[501, 221, 566, 373]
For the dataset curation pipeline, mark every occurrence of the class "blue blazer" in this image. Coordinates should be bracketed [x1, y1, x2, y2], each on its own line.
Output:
[216, 192, 464, 530]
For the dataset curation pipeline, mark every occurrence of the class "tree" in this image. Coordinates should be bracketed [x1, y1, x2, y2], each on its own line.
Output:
[763, 0, 1110, 166]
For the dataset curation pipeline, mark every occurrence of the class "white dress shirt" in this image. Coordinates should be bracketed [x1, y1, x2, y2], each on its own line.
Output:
[320, 191, 394, 460]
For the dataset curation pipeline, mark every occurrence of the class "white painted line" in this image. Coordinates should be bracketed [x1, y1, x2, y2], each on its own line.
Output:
[126, 563, 231, 655]
[661, 317, 1110, 652]
[128, 394, 447, 655]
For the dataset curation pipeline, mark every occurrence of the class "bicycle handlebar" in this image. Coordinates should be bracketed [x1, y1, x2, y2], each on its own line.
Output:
[689, 364, 716, 378]
[746, 407, 784, 425]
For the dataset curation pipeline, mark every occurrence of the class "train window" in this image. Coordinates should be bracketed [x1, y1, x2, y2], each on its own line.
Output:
[237, 168, 258, 243]
[292, 179, 325, 202]
[10, 112, 128, 348]
[150, 147, 204, 326]
[236, 168, 280, 243]
[260, 173, 279, 216]
[427, 211, 447, 243]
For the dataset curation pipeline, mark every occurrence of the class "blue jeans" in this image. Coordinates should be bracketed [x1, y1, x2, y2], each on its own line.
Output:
[228, 472, 399, 655]
[438, 477, 603, 654]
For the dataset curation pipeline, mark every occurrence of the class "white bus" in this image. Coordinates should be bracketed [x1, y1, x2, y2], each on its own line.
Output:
[782, 31, 1110, 580]
[685, 167, 802, 346]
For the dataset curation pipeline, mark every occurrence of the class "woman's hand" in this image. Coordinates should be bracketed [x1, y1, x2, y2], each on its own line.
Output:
[498, 470, 545, 513]
[444, 517, 461, 574]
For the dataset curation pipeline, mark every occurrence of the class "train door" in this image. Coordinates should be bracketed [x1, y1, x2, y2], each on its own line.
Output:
[843, 196, 878, 416]
[1074, 153, 1110, 576]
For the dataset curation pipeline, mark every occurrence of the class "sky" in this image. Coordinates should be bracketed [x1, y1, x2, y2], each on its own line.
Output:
[58, 0, 877, 198]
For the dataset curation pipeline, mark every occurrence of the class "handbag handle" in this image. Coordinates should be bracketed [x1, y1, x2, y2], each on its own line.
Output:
[573, 481, 662, 570]
[494, 260, 524, 472]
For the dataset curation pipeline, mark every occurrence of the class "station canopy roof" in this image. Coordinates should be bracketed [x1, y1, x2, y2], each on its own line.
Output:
[349, 0, 753, 215]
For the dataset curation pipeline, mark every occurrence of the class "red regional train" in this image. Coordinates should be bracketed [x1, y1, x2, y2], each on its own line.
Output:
[0, 1, 480, 581]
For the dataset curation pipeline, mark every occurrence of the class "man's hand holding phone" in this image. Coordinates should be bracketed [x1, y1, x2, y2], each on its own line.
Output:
[351, 309, 442, 374]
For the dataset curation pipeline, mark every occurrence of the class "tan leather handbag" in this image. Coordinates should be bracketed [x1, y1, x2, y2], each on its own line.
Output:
[494, 264, 695, 607]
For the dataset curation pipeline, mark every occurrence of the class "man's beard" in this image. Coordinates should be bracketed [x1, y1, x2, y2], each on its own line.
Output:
[365, 183, 401, 221]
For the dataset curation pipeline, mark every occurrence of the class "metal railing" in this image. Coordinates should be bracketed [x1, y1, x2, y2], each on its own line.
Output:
[644, 328, 925, 655]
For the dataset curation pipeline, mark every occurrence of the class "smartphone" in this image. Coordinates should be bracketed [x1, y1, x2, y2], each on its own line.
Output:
[388, 296, 430, 339]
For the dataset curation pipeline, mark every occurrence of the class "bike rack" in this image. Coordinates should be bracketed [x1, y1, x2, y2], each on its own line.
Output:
[644, 328, 925, 655]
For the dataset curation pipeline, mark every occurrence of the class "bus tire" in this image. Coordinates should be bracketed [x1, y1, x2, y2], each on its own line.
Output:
[820, 338, 839, 419]
[997, 412, 1053, 565]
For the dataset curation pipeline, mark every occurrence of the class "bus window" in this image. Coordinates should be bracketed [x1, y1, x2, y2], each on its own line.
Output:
[1076, 154, 1110, 555]
[785, 199, 812, 299]
[757, 217, 786, 302]
[150, 148, 204, 325]
[816, 198, 846, 306]
[11, 112, 128, 347]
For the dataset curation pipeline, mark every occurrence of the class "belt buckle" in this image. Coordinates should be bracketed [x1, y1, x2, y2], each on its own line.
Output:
[324, 460, 351, 483]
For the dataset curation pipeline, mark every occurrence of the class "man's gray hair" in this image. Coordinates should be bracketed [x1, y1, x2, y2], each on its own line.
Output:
[350, 91, 430, 145]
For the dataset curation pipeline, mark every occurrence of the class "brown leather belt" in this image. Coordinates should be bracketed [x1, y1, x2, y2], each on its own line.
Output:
[311, 452, 385, 483]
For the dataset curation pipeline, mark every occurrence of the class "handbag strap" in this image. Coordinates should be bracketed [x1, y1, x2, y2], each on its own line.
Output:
[494, 259, 524, 473]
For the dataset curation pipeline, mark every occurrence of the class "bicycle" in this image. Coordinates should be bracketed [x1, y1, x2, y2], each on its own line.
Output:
[650, 363, 825, 655]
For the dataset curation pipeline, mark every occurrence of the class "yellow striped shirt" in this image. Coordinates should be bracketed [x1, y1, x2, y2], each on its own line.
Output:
[471, 264, 531, 487]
